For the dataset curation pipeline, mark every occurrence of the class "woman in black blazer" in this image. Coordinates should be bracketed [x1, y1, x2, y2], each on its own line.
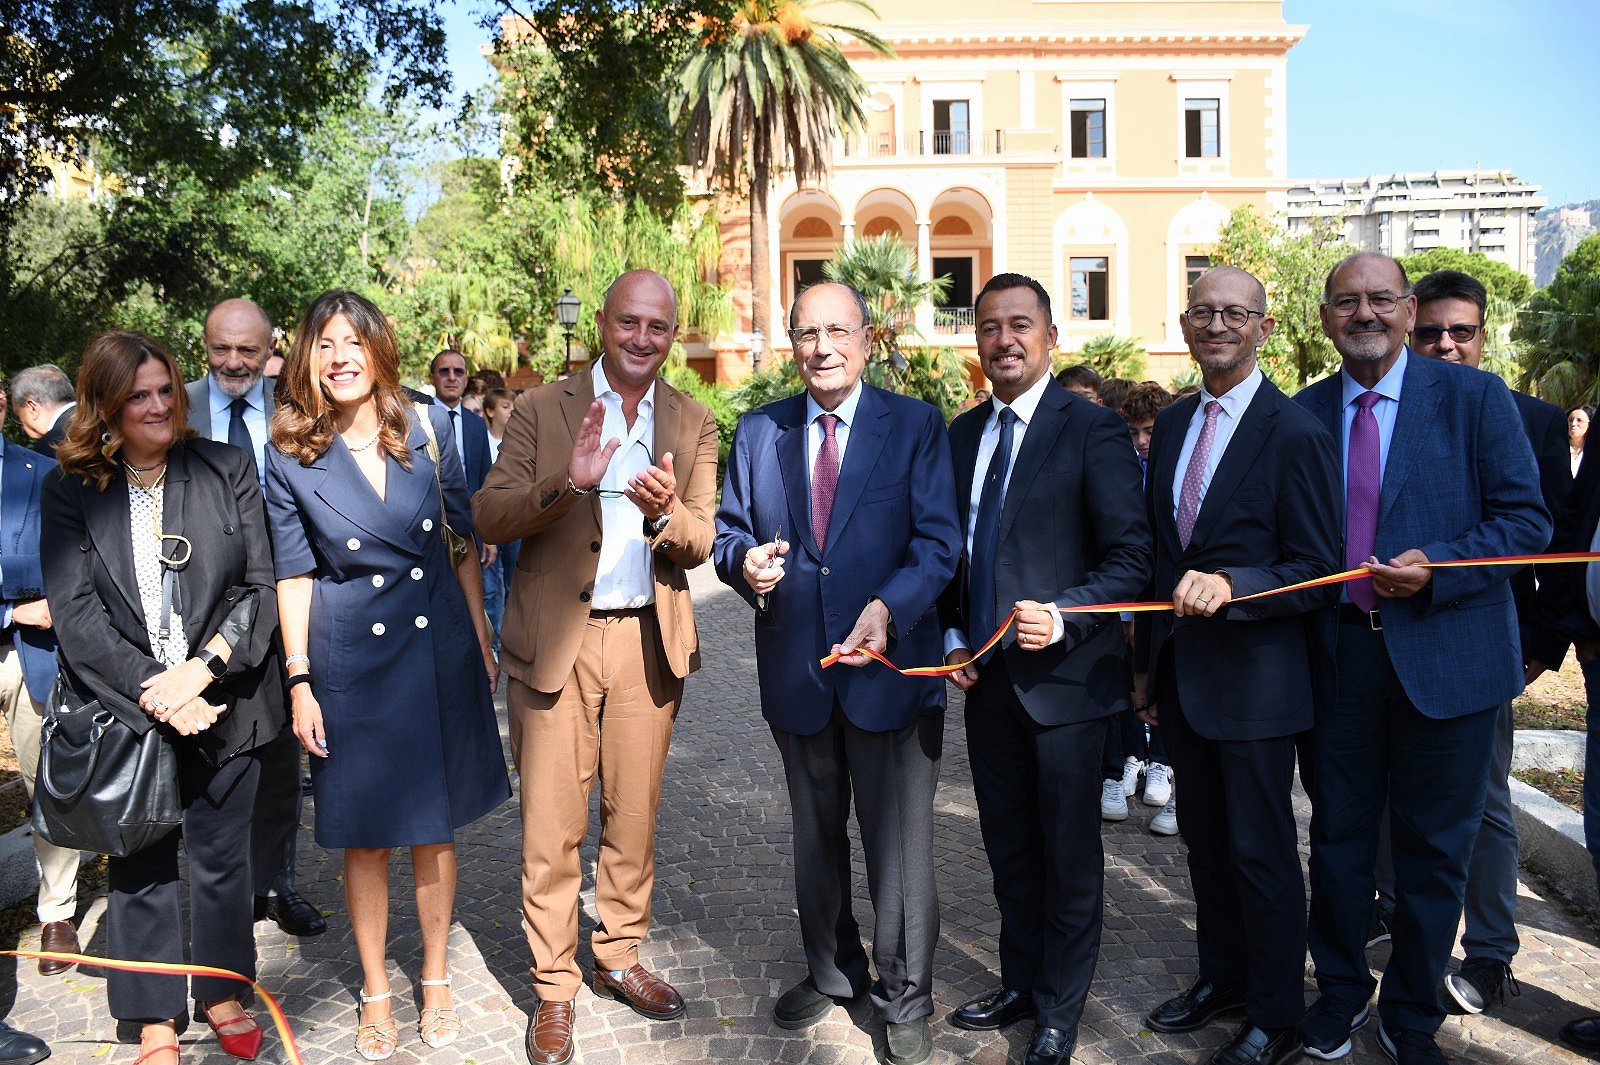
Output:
[41, 332, 285, 1065]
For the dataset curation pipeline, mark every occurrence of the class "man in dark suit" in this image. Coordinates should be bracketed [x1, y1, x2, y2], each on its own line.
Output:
[431, 349, 499, 612]
[0, 413, 83, 973]
[188, 297, 325, 938]
[939, 273, 1152, 1065]
[1293, 253, 1549, 1065]
[1137, 267, 1341, 1065]
[712, 282, 961, 1065]
[1369, 269, 1571, 1015]
[11, 364, 75, 457]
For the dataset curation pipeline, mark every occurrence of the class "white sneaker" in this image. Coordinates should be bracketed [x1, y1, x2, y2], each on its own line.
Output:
[1120, 756, 1144, 799]
[1143, 763, 1172, 807]
[1100, 778, 1129, 821]
[1150, 793, 1178, 836]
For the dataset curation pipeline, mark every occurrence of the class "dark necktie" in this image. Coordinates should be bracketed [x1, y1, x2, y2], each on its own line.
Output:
[1346, 390, 1383, 611]
[811, 414, 840, 551]
[448, 408, 462, 479]
[228, 396, 257, 476]
[968, 407, 1018, 657]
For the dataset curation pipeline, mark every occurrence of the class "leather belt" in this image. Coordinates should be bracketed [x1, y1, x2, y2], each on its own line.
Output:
[1337, 603, 1382, 630]
[590, 607, 647, 619]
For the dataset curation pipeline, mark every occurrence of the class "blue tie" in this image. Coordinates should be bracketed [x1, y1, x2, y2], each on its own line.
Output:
[968, 408, 1017, 659]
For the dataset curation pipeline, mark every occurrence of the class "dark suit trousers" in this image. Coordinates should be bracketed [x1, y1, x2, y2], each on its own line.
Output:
[1156, 655, 1306, 1028]
[965, 654, 1106, 1033]
[108, 742, 262, 1021]
[771, 705, 943, 1024]
[250, 725, 303, 895]
[1306, 622, 1496, 1034]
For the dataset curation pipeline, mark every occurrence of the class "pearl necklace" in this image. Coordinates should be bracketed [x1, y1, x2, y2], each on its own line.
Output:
[345, 427, 382, 453]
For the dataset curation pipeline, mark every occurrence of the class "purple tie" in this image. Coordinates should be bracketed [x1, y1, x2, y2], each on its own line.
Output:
[1346, 391, 1382, 612]
[812, 414, 840, 551]
[1176, 401, 1222, 550]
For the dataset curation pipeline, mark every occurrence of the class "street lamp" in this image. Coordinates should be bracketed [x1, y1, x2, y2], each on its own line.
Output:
[750, 328, 765, 372]
[555, 286, 581, 375]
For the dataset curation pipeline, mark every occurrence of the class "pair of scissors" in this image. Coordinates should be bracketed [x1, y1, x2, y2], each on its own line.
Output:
[756, 525, 785, 610]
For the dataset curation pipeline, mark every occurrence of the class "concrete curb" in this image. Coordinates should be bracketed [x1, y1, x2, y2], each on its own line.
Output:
[1512, 728, 1586, 772]
[1512, 775, 1598, 916]
[0, 821, 39, 912]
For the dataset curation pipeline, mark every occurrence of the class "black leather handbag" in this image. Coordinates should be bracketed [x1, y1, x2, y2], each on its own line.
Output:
[32, 665, 182, 858]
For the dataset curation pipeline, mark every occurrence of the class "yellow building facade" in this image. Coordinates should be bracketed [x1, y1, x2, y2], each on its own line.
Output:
[716, 0, 1305, 385]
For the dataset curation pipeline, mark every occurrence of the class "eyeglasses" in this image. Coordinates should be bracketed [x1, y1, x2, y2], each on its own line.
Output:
[788, 324, 862, 352]
[1326, 293, 1405, 317]
[434, 367, 467, 377]
[1412, 324, 1482, 345]
[594, 443, 654, 497]
[1184, 305, 1265, 328]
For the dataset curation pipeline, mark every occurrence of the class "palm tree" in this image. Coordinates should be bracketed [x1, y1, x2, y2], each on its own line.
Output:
[1516, 233, 1600, 408]
[670, 0, 891, 367]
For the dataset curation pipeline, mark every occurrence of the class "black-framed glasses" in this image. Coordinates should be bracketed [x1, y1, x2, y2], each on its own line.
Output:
[1326, 292, 1405, 317]
[788, 324, 862, 351]
[595, 443, 654, 497]
[1184, 305, 1264, 328]
[1412, 324, 1482, 345]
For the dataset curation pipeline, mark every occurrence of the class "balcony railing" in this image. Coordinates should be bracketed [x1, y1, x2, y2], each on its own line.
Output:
[840, 130, 1005, 158]
[933, 306, 975, 334]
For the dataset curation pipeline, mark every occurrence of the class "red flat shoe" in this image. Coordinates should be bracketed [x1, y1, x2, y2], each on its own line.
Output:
[203, 1002, 263, 1061]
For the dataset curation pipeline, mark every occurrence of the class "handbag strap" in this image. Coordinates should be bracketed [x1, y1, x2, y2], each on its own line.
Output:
[413, 402, 453, 532]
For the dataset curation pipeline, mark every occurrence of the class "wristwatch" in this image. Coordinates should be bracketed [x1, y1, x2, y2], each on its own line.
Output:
[644, 512, 671, 537]
[196, 649, 227, 681]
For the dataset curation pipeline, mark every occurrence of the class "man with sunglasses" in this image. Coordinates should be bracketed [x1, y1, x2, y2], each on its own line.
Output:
[1364, 270, 1570, 1018]
[474, 270, 720, 1065]
[1293, 253, 1550, 1065]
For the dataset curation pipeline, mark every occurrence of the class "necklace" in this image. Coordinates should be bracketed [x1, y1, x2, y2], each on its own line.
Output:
[125, 461, 169, 545]
[345, 426, 382, 453]
[125, 457, 165, 473]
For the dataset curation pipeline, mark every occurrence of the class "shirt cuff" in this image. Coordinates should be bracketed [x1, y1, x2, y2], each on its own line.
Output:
[943, 627, 970, 657]
[1047, 606, 1066, 646]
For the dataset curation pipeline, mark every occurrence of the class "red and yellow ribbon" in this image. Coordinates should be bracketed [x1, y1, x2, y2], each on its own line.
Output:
[0, 950, 304, 1065]
[820, 551, 1600, 678]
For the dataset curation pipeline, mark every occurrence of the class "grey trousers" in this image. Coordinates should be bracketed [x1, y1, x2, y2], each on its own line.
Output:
[249, 725, 303, 896]
[1375, 700, 1518, 963]
[770, 707, 943, 1024]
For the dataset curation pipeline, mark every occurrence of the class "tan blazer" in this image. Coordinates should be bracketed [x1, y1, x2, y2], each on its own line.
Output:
[472, 370, 719, 694]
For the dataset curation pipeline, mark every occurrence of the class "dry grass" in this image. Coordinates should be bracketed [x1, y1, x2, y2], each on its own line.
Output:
[1514, 767, 1585, 812]
[1515, 648, 1589, 731]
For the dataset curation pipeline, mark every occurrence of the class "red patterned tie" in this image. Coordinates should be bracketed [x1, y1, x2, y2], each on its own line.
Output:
[812, 414, 840, 551]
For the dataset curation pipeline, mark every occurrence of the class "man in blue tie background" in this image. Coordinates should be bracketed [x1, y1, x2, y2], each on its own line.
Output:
[1293, 253, 1549, 1065]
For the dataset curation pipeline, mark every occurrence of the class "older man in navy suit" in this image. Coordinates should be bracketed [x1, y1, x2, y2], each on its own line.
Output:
[714, 281, 961, 1065]
[1293, 253, 1549, 1065]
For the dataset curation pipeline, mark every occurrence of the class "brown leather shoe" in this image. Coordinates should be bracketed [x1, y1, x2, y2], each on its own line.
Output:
[526, 999, 574, 1065]
[592, 963, 686, 1020]
[39, 919, 79, 975]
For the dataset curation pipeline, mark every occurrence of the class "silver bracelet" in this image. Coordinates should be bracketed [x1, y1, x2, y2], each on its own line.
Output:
[285, 653, 310, 670]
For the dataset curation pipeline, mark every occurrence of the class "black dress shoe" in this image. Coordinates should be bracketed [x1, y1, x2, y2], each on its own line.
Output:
[772, 976, 863, 1030]
[254, 891, 327, 936]
[1563, 1015, 1600, 1052]
[0, 1020, 50, 1065]
[1146, 977, 1247, 1033]
[1024, 1025, 1075, 1065]
[950, 987, 1034, 1031]
[1208, 1023, 1304, 1065]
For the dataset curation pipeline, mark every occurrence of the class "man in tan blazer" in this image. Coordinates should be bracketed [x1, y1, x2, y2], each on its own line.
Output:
[473, 269, 719, 1065]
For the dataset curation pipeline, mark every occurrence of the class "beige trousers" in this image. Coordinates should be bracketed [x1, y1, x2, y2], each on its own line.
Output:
[508, 611, 680, 1001]
[1, 642, 81, 923]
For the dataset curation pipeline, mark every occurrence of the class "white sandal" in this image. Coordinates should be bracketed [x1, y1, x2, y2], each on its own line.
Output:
[418, 976, 461, 1049]
[356, 989, 398, 1061]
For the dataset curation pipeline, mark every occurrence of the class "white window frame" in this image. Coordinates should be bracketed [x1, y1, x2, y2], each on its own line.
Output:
[1171, 73, 1232, 177]
[1057, 74, 1117, 177]
[917, 77, 985, 157]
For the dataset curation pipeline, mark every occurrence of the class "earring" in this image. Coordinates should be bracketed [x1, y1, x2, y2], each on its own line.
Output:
[101, 431, 113, 445]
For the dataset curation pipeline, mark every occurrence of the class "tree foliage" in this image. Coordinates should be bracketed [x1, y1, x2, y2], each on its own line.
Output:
[0, 0, 449, 232]
[1399, 247, 1534, 308]
[669, 0, 890, 351]
[1516, 234, 1600, 408]
[1209, 207, 1353, 388]
[1070, 335, 1147, 381]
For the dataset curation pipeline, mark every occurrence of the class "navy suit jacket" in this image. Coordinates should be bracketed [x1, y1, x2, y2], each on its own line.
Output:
[713, 385, 961, 735]
[1140, 377, 1341, 741]
[1, 444, 59, 704]
[454, 406, 493, 496]
[1294, 352, 1550, 718]
[1508, 390, 1571, 666]
[938, 381, 1153, 726]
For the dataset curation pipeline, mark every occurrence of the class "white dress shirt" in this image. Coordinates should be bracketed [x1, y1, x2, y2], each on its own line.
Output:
[805, 381, 864, 489]
[1170, 367, 1265, 521]
[438, 399, 468, 479]
[946, 373, 1064, 654]
[207, 376, 268, 482]
[1337, 347, 1408, 486]
[590, 360, 657, 610]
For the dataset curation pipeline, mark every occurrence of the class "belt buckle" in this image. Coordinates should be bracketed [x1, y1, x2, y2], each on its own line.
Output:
[1366, 608, 1382, 631]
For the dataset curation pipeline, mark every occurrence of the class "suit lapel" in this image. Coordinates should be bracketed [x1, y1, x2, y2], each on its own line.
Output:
[820, 387, 890, 556]
[85, 471, 143, 620]
[652, 380, 683, 473]
[313, 435, 421, 554]
[774, 395, 818, 559]
[1187, 383, 1277, 553]
[1153, 393, 1198, 552]
[1378, 353, 1441, 526]
[998, 385, 1069, 545]
[949, 406, 984, 540]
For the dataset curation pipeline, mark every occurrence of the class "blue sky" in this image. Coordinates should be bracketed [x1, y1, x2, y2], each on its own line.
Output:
[434, 0, 1600, 207]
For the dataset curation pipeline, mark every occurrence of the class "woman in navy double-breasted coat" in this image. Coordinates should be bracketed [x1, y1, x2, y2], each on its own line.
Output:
[263, 290, 509, 1060]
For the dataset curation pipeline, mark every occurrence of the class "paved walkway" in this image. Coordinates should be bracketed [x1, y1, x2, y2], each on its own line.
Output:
[6, 568, 1600, 1063]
